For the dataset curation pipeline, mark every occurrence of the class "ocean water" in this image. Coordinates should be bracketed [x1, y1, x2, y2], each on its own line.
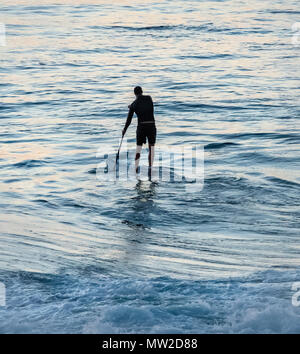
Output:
[0, 0, 300, 333]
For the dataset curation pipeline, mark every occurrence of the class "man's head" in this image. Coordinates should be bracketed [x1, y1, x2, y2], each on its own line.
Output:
[134, 86, 143, 96]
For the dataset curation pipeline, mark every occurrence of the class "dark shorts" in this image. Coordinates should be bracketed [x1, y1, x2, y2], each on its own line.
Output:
[136, 124, 156, 145]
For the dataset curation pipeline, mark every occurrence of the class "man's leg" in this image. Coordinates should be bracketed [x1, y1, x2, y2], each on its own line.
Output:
[135, 145, 142, 173]
[148, 143, 155, 168]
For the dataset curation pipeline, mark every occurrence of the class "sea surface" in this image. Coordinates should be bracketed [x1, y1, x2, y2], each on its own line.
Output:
[0, 0, 299, 333]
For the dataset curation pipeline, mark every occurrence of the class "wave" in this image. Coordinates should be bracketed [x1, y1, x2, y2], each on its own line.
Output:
[87, 23, 275, 37]
[89, 23, 248, 34]
[177, 54, 235, 60]
[0, 269, 299, 334]
[217, 132, 300, 140]
[265, 176, 300, 188]
[12, 159, 48, 168]
[232, 151, 299, 164]
[90, 24, 210, 31]
[268, 10, 300, 15]
[33, 199, 59, 209]
[205, 142, 239, 150]
[168, 102, 250, 112]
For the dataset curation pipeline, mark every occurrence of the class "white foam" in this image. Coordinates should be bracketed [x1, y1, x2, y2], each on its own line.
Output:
[1, 269, 300, 334]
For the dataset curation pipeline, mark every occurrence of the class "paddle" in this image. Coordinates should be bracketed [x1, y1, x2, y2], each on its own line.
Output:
[115, 133, 125, 164]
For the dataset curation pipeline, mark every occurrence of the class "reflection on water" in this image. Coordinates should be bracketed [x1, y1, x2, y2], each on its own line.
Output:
[123, 180, 158, 229]
[118, 181, 158, 271]
[134, 180, 157, 202]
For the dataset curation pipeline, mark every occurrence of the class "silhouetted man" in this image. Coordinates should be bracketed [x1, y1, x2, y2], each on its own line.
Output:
[122, 86, 156, 174]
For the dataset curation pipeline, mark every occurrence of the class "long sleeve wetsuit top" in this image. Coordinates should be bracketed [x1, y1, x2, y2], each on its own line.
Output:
[124, 95, 155, 132]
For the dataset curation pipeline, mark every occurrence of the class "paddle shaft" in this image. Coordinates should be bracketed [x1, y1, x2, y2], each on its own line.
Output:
[116, 134, 124, 163]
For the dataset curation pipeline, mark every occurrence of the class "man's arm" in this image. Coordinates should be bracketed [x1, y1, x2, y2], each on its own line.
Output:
[149, 96, 154, 113]
[122, 104, 134, 136]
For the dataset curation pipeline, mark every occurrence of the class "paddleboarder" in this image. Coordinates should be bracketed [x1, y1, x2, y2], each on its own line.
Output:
[122, 86, 156, 173]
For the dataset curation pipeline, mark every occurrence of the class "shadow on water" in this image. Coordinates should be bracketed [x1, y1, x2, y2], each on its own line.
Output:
[119, 180, 159, 273]
[122, 179, 158, 230]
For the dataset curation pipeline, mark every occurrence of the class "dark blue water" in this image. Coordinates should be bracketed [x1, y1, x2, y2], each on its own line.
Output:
[0, 0, 299, 333]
